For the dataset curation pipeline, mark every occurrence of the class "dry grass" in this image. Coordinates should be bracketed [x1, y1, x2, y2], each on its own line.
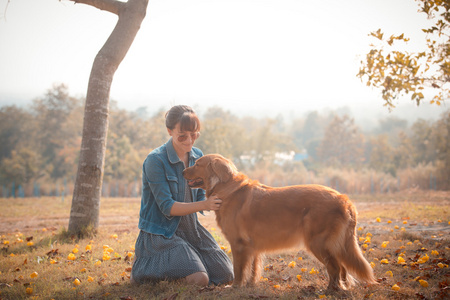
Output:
[0, 192, 449, 299]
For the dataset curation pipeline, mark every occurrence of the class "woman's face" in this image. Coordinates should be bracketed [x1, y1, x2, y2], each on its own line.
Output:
[168, 123, 199, 156]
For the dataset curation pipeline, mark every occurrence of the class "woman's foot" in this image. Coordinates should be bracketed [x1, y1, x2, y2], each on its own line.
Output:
[185, 272, 209, 286]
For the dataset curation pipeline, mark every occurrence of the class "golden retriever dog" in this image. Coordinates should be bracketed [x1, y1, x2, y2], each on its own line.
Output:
[183, 154, 377, 291]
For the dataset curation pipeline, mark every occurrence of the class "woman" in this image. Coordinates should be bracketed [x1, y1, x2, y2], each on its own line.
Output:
[131, 105, 234, 286]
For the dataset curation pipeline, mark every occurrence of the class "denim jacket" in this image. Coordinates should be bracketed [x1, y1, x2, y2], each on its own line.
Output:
[138, 138, 206, 238]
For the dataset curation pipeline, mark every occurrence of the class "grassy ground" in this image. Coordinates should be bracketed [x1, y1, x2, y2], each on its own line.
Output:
[0, 190, 449, 299]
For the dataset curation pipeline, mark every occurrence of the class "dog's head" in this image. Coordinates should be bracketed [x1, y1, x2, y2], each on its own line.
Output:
[183, 154, 238, 192]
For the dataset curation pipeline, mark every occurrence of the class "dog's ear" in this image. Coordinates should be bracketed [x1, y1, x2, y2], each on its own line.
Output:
[210, 157, 235, 183]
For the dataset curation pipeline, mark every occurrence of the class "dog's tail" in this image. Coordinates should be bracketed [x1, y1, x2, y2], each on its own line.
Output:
[336, 195, 377, 287]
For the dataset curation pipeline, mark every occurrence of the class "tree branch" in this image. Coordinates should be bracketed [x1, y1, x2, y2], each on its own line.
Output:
[69, 0, 125, 15]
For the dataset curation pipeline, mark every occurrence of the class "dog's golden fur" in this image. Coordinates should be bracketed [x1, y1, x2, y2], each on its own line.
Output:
[183, 154, 377, 291]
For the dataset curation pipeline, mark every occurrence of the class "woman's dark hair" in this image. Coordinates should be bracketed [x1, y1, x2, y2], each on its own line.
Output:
[165, 105, 201, 132]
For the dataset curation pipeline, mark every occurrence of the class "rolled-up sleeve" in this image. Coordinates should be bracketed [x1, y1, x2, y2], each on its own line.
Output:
[196, 187, 206, 202]
[143, 156, 175, 219]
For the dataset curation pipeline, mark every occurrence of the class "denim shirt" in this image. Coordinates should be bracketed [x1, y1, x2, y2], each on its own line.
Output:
[138, 138, 205, 238]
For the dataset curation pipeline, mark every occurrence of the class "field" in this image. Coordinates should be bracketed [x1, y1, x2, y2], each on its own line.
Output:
[0, 190, 449, 299]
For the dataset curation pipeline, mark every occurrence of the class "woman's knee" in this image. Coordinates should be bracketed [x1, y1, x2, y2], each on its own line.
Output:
[185, 272, 209, 286]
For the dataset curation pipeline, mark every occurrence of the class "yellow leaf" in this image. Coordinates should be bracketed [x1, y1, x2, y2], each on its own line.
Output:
[309, 267, 319, 274]
[86, 245, 92, 251]
[72, 248, 79, 254]
[419, 280, 428, 287]
[301, 268, 307, 272]
[67, 253, 76, 261]
[376, 217, 381, 223]
[380, 259, 389, 264]
[392, 284, 400, 291]
[26, 287, 33, 294]
[273, 284, 281, 289]
[73, 278, 81, 286]
[87, 276, 94, 282]
[397, 257, 406, 265]
[381, 241, 389, 248]
[296, 275, 302, 281]
[431, 250, 439, 256]
[288, 261, 296, 268]
[94, 260, 102, 266]
[418, 254, 429, 264]
[30, 272, 38, 278]
[370, 262, 375, 268]
[80, 268, 87, 273]
[385, 271, 393, 277]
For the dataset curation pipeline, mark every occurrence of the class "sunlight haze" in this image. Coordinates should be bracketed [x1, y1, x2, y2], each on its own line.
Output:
[0, 0, 446, 120]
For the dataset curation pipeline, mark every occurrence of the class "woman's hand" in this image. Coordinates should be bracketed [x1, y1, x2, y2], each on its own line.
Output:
[204, 194, 222, 211]
[169, 194, 222, 216]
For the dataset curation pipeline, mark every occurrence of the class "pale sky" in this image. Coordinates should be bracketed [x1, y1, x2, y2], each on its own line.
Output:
[0, 0, 446, 119]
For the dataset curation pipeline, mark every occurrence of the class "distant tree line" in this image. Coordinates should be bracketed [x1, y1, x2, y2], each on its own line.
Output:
[1, 84, 449, 197]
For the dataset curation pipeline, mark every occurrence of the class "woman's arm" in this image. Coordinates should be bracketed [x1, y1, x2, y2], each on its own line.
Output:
[169, 194, 222, 216]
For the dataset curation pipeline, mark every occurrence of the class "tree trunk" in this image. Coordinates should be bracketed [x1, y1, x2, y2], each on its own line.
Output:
[68, 0, 149, 235]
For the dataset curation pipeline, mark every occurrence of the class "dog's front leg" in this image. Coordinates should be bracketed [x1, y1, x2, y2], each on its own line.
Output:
[249, 253, 262, 285]
[230, 240, 252, 287]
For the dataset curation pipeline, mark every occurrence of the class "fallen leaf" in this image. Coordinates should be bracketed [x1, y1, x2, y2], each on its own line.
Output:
[419, 280, 429, 287]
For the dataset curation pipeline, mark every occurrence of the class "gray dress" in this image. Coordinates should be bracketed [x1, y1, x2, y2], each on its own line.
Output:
[132, 181, 234, 285]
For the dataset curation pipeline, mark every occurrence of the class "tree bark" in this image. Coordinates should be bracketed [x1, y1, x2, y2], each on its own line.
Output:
[68, 0, 149, 235]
